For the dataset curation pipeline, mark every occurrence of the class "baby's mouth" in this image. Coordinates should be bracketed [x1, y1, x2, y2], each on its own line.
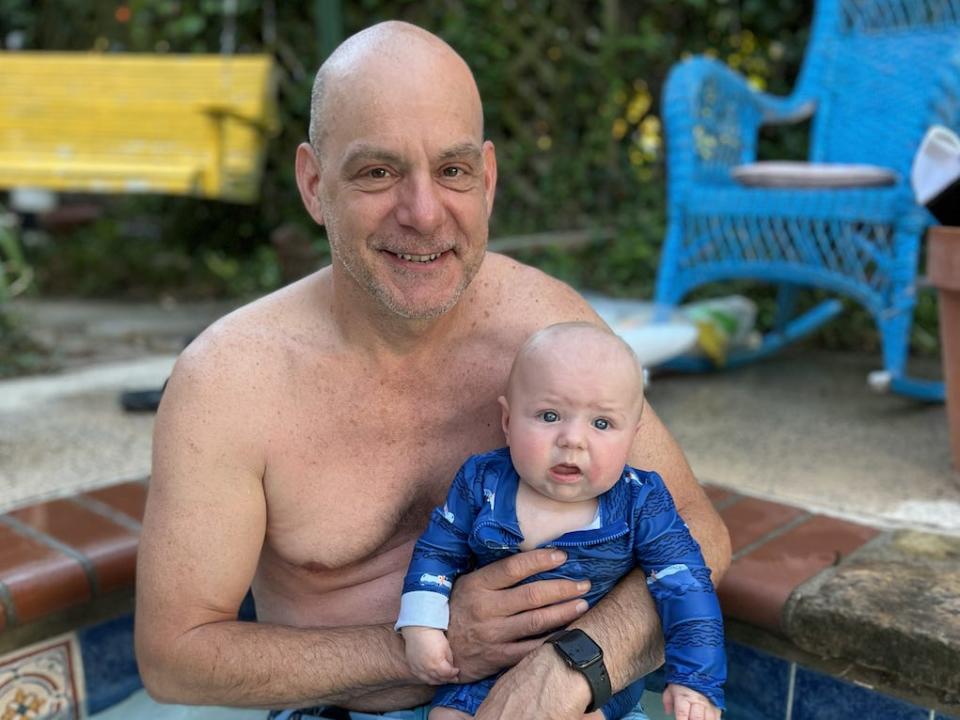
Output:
[551, 463, 582, 477]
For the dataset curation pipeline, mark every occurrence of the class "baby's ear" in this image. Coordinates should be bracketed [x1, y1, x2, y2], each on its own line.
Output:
[497, 396, 511, 443]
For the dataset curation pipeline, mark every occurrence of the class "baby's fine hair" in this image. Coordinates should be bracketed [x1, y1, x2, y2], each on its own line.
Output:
[507, 322, 645, 412]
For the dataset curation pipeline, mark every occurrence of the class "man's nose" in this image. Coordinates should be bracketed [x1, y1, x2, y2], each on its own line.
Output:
[394, 173, 442, 233]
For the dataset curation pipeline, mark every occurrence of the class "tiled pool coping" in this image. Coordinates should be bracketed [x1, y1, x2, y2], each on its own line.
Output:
[0, 479, 957, 715]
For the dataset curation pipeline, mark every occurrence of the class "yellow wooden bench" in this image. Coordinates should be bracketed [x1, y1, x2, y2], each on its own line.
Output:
[0, 52, 278, 204]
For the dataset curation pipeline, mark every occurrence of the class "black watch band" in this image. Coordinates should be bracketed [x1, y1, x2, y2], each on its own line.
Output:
[548, 629, 612, 713]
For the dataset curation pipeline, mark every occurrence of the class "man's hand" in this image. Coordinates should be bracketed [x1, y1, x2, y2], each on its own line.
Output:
[473, 643, 591, 720]
[662, 684, 721, 720]
[447, 549, 590, 681]
[400, 627, 459, 685]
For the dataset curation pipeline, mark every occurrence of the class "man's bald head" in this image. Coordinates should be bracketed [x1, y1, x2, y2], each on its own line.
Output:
[308, 21, 483, 157]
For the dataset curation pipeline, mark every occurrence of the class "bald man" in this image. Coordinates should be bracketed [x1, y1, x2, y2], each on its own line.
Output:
[135, 21, 730, 720]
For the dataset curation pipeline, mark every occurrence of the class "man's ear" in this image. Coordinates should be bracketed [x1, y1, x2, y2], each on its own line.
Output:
[295, 142, 325, 226]
[498, 395, 511, 444]
[481, 140, 498, 218]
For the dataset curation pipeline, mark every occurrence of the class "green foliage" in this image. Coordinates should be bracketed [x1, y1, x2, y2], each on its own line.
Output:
[0, 211, 51, 377]
[29, 200, 281, 299]
[0, 1, 939, 355]
[0, 310, 56, 378]
[0, 213, 32, 303]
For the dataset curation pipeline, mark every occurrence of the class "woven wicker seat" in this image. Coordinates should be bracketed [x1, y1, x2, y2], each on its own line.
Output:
[654, 0, 960, 400]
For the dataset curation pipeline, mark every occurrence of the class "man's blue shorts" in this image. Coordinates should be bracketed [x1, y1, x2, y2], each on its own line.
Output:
[267, 707, 429, 720]
[266, 700, 650, 719]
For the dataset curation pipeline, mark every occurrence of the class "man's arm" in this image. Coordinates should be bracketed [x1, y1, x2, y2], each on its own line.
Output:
[135, 342, 425, 710]
[471, 402, 731, 719]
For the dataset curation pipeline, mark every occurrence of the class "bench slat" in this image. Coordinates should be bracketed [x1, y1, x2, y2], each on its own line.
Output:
[0, 51, 278, 203]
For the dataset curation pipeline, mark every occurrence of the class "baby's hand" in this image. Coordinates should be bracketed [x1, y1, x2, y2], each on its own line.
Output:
[400, 626, 459, 685]
[662, 684, 721, 720]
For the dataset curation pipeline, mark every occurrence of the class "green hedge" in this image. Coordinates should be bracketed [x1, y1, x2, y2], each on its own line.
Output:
[0, 1, 940, 356]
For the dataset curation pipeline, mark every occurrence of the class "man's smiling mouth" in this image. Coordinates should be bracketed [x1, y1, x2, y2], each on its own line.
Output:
[393, 252, 442, 263]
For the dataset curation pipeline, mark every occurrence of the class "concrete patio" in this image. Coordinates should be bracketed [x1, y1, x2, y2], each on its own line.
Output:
[2, 297, 957, 531]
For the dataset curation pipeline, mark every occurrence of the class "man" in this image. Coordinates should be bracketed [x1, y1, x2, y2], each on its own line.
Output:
[135, 20, 730, 720]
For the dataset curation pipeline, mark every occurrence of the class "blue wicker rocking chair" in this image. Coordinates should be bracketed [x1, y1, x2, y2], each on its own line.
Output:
[654, 0, 960, 400]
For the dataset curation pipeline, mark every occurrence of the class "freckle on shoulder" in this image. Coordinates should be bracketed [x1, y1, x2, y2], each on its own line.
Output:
[484, 252, 600, 324]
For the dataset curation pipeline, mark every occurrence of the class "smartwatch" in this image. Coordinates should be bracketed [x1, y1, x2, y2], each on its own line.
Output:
[547, 629, 611, 713]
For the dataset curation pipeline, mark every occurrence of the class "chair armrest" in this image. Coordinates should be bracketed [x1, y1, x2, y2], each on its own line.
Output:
[931, 47, 960, 133]
[662, 56, 815, 189]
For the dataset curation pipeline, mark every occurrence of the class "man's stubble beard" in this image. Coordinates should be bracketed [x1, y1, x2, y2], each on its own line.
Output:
[323, 210, 485, 322]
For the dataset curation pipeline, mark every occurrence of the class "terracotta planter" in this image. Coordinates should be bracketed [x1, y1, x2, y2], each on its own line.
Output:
[928, 226, 960, 473]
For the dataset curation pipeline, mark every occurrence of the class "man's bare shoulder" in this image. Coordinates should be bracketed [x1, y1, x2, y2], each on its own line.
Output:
[478, 252, 602, 331]
[168, 271, 334, 401]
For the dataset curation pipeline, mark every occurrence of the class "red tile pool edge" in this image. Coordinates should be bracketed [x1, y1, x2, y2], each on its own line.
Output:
[0, 479, 879, 637]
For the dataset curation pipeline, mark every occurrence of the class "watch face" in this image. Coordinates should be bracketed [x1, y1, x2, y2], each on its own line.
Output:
[557, 630, 602, 667]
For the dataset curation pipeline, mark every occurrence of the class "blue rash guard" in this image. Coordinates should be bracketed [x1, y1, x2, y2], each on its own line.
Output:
[396, 448, 726, 717]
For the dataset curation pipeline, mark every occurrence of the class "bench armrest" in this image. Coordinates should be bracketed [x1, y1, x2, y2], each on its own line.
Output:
[200, 104, 279, 135]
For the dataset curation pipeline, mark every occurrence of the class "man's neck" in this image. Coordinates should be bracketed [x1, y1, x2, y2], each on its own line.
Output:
[327, 264, 475, 363]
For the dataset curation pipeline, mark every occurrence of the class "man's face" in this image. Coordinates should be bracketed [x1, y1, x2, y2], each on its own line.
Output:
[306, 56, 496, 321]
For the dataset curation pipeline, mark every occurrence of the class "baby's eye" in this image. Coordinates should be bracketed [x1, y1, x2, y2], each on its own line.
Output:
[540, 411, 559, 423]
[593, 418, 610, 430]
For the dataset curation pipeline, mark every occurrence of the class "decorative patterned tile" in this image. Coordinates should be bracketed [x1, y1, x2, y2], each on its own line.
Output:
[0, 634, 84, 720]
[723, 640, 790, 719]
[77, 615, 141, 715]
[792, 665, 929, 719]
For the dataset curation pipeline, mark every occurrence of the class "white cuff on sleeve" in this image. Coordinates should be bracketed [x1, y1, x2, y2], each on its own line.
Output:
[395, 591, 450, 631]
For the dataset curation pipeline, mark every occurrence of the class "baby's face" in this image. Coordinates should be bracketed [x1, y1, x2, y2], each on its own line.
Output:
[500, 337, 643, 504]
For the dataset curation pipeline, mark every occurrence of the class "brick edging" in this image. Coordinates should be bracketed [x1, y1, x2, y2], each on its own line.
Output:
[0, 479, 879, 639]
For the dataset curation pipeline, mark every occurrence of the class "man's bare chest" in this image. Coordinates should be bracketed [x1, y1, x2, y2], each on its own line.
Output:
[260, 370, 506, 572]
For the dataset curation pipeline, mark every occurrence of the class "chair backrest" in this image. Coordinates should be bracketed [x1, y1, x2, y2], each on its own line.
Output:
[802, 0, 960, 176]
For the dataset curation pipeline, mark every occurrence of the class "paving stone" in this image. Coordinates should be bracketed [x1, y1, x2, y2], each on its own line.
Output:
[785, 531, 960, 702]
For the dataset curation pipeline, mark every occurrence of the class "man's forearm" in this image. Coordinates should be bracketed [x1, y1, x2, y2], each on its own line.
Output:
[139, 620, 429, 710]
[571, 569, 663, 689]
[473, 570, 662, 720]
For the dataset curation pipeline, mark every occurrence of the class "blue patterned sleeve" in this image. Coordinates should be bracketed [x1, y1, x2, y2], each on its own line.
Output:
[395, 459, 481, 630]
[631, 472, 727, 710]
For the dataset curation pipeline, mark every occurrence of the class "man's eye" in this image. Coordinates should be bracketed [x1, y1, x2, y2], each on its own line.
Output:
[367, 168, 390, 179]
[593, 418, 610, 430]
[441, 166, 463, 178]
[540, 411, 559, 423]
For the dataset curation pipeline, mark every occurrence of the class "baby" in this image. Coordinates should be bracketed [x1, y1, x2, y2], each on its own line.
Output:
[396, 322, 725, 720]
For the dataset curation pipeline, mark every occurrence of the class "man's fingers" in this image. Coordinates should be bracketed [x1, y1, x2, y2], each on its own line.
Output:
[470, 549, 567, 590]
[498, 578, 589, 616]
[498, 597, 588, 638]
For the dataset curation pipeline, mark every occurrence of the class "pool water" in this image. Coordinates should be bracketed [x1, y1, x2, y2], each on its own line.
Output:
[90, 690, 672, 719]
[90, 690, 263, 719]
[10, 612, 954, 720]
